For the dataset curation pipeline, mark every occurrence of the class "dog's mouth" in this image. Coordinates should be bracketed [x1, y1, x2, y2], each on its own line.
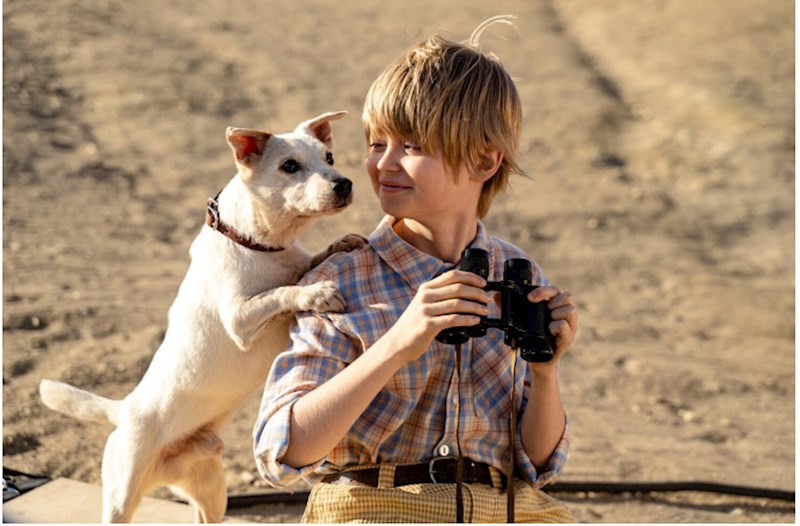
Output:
[290, 177, 353, 217]
[321, 196, 352, 215]
[334, 192, 354, 209]
[295, 194, 353, 218]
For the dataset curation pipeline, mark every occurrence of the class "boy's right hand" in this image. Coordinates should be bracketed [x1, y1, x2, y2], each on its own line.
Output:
[383, 269, 491, 364]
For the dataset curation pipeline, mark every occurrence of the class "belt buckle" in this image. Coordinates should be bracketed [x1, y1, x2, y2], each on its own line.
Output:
[428, 456, 457, 483]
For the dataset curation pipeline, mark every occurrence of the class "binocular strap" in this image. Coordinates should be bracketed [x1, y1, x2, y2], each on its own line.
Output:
[507, 349, 517, 523]
[451, 344, 517, 523]
[454, 344, 465, 523]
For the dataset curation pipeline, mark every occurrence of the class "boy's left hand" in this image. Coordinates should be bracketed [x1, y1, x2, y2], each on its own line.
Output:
[528, 286, 577, 364]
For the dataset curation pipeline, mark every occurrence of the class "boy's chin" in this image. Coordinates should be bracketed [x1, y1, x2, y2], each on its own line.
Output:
[376, 198, 408, 218]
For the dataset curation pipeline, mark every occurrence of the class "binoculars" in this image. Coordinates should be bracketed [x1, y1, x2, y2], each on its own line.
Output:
[435, 248, 555, 363]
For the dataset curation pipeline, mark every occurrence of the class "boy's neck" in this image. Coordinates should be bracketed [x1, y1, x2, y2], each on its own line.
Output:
[394, 216, 478, 264]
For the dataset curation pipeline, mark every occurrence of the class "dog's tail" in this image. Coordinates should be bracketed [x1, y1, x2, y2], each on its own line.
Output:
[39, 379, 120, 425]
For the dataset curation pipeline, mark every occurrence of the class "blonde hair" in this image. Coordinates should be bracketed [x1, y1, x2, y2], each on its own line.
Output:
[363, 16, 524, 218]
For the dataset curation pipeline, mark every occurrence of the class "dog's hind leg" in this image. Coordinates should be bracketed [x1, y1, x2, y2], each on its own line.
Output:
[101, 426, 159, 523]
[160, 427, 224, 484]
[171, 455, 227, 523]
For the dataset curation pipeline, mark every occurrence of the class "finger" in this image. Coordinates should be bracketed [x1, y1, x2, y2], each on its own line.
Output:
[422, 281, 491, 305]
[547, 290, 574, 310]
[528, 286, 560, 303]
[550, 303, 577, 323]
[551, 306, 578, 336]
[549, 319, 574, 346]
[430, 269, 487, 289]
[424, 298, 490, 318]
[437, 313, 483, 330]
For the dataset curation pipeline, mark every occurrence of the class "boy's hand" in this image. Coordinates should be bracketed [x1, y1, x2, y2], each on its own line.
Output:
[384, 270, 490, 364]
[528, 286, 577, 372]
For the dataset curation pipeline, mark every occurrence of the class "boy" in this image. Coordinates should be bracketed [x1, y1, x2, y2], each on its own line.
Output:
[254, 18, 577, 523]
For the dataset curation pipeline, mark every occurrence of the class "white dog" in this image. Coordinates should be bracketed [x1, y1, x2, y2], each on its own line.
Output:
[40, 111, 363, 523]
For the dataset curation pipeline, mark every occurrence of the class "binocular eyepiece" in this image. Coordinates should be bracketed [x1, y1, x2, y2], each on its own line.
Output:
[435, 248, 555, 363]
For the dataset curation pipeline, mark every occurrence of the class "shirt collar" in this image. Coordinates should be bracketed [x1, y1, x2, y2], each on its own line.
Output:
[368, 215, 493, 290]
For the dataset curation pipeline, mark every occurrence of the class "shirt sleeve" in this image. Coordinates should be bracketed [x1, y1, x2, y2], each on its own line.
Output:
[252, 309, 358, 490]
[514, 415, 570, 488]
[513, 365, 570, 487]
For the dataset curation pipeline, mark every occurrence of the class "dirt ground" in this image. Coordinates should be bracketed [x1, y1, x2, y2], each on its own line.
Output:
[2, 0, 795, 523]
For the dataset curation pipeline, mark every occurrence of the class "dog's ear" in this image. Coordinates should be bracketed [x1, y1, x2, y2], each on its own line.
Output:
[226, 128, 272, 168]
[296, 111, 347, 149]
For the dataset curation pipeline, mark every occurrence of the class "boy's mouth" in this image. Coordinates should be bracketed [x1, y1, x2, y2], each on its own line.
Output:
[379, 180, 411, 193]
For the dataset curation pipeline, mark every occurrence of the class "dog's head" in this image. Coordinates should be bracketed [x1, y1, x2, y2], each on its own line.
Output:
[226, 111, 352, 219]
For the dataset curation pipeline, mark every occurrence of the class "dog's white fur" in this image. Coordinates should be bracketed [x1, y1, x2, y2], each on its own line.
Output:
[39, 111, 363, 523]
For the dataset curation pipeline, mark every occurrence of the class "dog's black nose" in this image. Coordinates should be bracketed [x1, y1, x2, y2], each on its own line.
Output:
[333, 178, 352, 198]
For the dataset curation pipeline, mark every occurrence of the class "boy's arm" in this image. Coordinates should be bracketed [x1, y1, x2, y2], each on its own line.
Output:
[518, 286, 577, 470]
[282, 269, 490, 468]
[520, 368, 567, 470]
[281, 334, 406, 467]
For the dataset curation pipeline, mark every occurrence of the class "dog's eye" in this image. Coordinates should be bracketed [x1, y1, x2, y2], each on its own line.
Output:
[326, 152, 334, 166]
[280, 159, 301, 174]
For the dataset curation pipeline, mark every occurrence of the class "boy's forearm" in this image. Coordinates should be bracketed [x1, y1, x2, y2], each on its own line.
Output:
[519, 368, 566, 471]
[281, 339, 406, 468]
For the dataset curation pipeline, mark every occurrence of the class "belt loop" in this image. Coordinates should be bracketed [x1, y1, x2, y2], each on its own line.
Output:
[488, 466, 504, 490]
[378, 464, 396, 489]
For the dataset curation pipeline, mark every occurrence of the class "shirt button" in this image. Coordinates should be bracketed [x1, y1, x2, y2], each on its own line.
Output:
[438, 445, 450, 456]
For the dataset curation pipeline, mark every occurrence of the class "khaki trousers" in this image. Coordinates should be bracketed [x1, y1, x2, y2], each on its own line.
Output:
[301, 479, 573, 523]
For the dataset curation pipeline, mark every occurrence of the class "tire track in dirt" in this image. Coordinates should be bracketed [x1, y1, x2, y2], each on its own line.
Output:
[543, 0, 635, 174]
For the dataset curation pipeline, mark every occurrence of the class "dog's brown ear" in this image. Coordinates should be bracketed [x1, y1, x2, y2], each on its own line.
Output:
[226, 128, 271, 167]
[297, 111, 347, 149]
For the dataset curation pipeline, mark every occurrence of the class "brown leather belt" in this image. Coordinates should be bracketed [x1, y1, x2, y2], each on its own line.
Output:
[322, 457, 506, 490]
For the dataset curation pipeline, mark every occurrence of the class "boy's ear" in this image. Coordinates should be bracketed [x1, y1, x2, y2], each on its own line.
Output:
[473, 149, 504, 182]
[227, 128, 272, 168]
[297, 111, 348, 149]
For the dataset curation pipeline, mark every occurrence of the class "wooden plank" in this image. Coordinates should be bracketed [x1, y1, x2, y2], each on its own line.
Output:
[2, 478, 247, 523]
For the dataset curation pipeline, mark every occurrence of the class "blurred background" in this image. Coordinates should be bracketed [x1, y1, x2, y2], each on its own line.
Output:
[3, 0, 794, 522]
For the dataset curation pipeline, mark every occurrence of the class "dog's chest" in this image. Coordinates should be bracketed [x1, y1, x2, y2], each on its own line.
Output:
[239, 250, 309, 291]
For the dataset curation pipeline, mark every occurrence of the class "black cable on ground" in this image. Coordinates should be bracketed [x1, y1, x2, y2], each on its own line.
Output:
[227, 490, 312, 508]
[2, 468, 52, 502]
[545, 481, 795, 502]
[225, 480, 795, 509]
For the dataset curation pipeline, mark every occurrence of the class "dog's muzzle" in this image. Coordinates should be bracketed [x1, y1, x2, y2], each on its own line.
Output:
[332, 177, 353, 207]
[333, 178, 352, 199]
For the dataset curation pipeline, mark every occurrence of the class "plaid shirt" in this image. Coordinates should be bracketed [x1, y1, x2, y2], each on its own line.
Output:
[254, 216, 569, 490]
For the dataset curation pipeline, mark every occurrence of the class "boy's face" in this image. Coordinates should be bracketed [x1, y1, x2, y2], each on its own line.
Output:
[366, 136, 481, 223]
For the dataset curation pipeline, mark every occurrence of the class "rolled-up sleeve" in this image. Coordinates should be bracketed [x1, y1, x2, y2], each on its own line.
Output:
[514, 363, 569, 487]
[515, 417, 569, 488]
[253, 309, 356, 489]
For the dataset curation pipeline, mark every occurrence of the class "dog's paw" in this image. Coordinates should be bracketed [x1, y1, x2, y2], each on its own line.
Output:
[328, 233, 368, 254]
[298, 280, 345, 314]
[311, 234, 368, 267]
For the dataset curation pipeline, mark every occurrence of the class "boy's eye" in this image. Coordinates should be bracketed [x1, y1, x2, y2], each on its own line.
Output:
[281, 159, 301, 174]
[369, 142, 387, 152]
[326, 152, 334, 165]
[403, 142, 422, 151]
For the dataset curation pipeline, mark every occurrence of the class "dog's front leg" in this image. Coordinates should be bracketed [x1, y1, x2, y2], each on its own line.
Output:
[310, 233, 367, 268]
[221, 281, 344, 351]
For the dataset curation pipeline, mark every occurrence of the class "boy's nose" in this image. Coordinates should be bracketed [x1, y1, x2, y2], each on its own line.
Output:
[375, 144, 403, 172]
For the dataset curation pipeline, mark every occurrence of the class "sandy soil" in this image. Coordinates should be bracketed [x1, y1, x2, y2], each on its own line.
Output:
[3, 0, 794, 522]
